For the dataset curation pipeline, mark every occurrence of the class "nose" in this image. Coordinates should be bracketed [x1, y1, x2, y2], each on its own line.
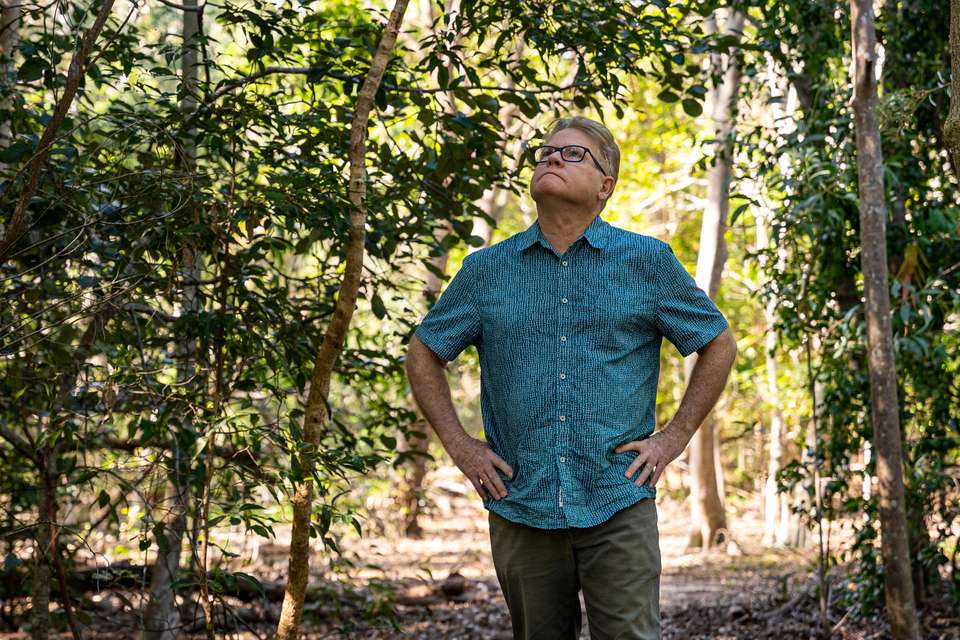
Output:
[545, 148, 564, 167]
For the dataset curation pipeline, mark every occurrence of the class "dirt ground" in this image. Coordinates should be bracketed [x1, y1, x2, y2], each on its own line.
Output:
[297, 466, 957, 640]
[3, 465, 958, 639]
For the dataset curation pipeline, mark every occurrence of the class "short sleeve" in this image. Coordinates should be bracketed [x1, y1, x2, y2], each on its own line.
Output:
[654, 242, 729, 357]
[413, 251, 482, 362]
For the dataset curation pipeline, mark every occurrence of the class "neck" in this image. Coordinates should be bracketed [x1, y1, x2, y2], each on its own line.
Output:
[535, 203, 599, 254]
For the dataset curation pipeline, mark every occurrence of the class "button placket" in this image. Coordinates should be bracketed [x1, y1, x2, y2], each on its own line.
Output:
[556, 253, 572, 509]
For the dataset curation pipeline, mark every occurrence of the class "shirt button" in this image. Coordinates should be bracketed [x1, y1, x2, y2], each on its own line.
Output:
[561, 261, 568, 266]
[559, 415, 566, 421]
[561, 297, 568, 304]
[559, 456, 566, 463]
[560, 335, 567, 342]
[559, 373, 566, 380]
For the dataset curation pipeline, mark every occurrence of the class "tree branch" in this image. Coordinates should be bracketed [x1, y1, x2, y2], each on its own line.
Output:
[0, 426, 37, 463]
[155, 0, 205, 11]
[0, 0, 118, 264]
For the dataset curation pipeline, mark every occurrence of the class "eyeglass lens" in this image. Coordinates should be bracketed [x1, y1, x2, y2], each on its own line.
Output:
[534, 145, 586, 162]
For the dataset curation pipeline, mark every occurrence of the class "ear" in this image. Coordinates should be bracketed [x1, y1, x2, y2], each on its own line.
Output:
[598, 175, 616, 201]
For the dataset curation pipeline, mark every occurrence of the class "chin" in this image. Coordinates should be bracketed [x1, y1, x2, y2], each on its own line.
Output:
[531, 184, 565, 201]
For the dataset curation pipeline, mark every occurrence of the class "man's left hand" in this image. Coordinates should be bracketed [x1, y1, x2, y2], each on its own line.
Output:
[615, 428, 688, 488]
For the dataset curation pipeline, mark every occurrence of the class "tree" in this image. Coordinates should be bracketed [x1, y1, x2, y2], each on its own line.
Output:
[848, 0, 921, 636]
[943, 0, 960, 165]
[0, 0, 19, 159]
[684, 6, 744, 550]
[274, 0, 412, 636]
[143, 3, 202, 638]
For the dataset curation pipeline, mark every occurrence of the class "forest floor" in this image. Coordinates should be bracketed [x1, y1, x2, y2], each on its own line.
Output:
[3, 464, 959, 639]
[289, 465, 958, 640]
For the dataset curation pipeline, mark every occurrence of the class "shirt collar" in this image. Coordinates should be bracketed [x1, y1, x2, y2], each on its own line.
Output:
[517, 214, 611, 253]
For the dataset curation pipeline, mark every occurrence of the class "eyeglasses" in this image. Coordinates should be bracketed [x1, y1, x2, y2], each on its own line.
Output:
[529, 144, 608, 176]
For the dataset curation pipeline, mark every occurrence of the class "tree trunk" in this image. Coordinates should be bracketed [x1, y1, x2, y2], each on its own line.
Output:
[758, 49, 811, 548]
[943, 0, 960, 166]
[685, 7, 743, 550]
[0, 0, 20, 158]
[274, 2, 411, 637]
[29, 451, 54, 640]
[848, 1, 921, 637]
[29, 309, 113, 640]
[144, 3, 201, 638]
[400, 220, 451, 538]
[756, 217, 790, 546]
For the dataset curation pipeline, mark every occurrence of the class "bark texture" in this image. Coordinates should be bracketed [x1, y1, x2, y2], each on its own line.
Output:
[274, 1, 411, 637]
[849, 0, 921, 637]
[943, 0, 960, 166]
[0, 0, 20, 156]
[685, 7, 743, 550]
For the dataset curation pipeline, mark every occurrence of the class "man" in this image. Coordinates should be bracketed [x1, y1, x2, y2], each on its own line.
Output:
[404, 115, 737, 640]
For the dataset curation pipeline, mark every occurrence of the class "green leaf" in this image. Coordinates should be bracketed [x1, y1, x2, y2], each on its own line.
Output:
[730, 202, 750, 225]
[657, 89, 679, 103]
[0, 140, 33, 164]
[371, 293, 386, 319]
[681, 98, 703, 117]
[18, 57, 46, 82]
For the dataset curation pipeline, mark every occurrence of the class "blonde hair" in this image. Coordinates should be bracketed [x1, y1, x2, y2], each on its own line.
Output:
[545, 115, 620, 185]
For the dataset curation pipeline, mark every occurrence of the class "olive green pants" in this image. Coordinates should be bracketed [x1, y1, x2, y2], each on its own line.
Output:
[488, 498, 661, 640]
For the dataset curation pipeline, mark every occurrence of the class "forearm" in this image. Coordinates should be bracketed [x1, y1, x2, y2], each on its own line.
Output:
[664, 328, 738, 444]
[405, 337, 470, 450]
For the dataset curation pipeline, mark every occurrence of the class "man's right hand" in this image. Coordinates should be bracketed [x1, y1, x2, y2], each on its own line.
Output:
[447, 435, 514, 501]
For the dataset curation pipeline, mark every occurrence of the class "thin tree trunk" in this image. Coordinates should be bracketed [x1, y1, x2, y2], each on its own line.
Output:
[0, 0, 117, 263]
[760, 286, 785, 544]
[399, 0, 484, 539]
[143, 3, 201, 638]
[685, 7, 743, 550]
[759, 50, 811, 548]
[29, 309, 113, 640]
[400, 220, 451, 538]
[806, 340, 831, 639]
[849, 1, 921, 637]
[274, 2, 411, 637]
[943, 0, 960, 166]
[0, 0, 20, 159]
[753, 214, 792, 547]
[30, 450, 53, 640]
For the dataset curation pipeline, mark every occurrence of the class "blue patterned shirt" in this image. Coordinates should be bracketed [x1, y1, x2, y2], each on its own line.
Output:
[413, 214, 729, 529]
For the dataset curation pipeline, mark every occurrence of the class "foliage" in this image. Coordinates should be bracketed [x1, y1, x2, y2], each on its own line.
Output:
[743, 0, 960, 614]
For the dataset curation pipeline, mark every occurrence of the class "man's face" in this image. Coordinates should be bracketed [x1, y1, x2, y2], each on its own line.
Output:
[529, 128, 613, 212]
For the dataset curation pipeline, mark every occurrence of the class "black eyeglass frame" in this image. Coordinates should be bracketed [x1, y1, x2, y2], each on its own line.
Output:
[529, 144, 608, 177]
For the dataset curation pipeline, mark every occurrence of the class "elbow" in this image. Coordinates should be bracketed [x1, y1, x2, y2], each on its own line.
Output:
[405, 338, 423, 378]
[698, 327, 737, 365]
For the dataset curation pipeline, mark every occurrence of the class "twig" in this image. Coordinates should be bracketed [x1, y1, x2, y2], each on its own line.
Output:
[156, 0, 205, 10]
